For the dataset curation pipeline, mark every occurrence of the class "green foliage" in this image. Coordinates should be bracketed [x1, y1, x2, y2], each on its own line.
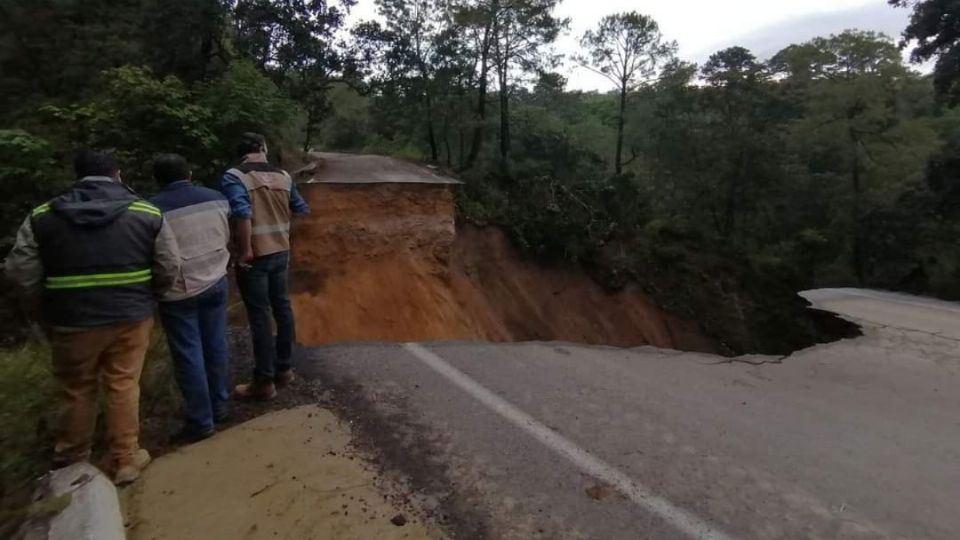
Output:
[316, 83, 372, 151]
[44, 67, 218, 188]
[37, 63, 300, 188]
[0, 342, 54, 496]
[233, 0, 354, 150]
[0, 0, 354, 194]
[197, 61, 302, 165]
[578, 11, 677, 174]
[452, 28, 954, 352]
[0, 131, 66, 245]
[891, 0, 960, 103]
[578, 12, 677, 89]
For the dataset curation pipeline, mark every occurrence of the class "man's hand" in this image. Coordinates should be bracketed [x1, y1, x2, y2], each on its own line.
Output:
[238, 248, 254, 270]
[234, 217, 255, 270]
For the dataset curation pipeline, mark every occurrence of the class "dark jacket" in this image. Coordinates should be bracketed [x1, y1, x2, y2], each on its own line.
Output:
[5, 177, 180, 328]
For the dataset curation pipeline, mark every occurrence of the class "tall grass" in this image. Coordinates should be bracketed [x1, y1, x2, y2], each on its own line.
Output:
[0, 341, 54, 497]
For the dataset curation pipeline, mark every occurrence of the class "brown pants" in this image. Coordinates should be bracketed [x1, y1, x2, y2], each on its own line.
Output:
[50, 318, 153, 469]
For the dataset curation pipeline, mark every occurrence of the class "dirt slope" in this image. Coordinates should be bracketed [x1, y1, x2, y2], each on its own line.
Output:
[290, 183, 716, 353]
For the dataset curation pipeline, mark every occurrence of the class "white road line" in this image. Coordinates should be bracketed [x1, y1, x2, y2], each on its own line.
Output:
[403, 343, 735, 540]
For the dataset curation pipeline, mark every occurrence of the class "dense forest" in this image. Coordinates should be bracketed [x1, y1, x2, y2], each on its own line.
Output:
[2, 0, 959, 352]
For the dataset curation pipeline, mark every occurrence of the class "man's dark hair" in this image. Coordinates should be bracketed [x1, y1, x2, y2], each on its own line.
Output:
[153, 153, 191, 185]
[236, 132, 267, 158]
[74, 149, 118, 178]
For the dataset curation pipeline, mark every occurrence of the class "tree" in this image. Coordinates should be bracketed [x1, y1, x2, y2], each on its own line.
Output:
[354, 0, 448, 162]
[0, 130, 65, 244]
[0, 0, 143, 118]
[448, 0, 496, 169]
[578, 12, 676, 174]
[198, 61, 302, 165]
[775, 31, 938, 284]
[140, 0, 231, 82]
[701, 46, 764, 87]
[43, 67, 218, 186]
[698, 47, 782, 240]
[233, 0, 356, 150]
[890, 0, 960, 103]
[488, 0, 566, 166]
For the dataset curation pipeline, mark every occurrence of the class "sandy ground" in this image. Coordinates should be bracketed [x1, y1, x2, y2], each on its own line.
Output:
[122, 406, 443, 540]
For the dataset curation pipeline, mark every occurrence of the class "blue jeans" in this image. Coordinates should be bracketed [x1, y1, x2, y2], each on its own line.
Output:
[237, 251, 295, 384]
[158, 277, 230, 435]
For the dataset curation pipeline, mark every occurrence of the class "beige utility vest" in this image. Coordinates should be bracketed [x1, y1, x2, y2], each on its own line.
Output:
[227, 154, 293, 257]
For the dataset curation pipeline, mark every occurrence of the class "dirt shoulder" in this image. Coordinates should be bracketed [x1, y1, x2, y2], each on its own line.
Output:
[122, 405, 445, 540]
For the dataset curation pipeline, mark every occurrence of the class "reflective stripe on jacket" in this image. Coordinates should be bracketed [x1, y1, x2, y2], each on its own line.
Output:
[24, 178, 180, 327]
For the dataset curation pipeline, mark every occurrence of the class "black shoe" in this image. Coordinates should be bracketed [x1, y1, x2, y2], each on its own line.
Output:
[170, 427, 215, 445]
[214, 410, 232, 425]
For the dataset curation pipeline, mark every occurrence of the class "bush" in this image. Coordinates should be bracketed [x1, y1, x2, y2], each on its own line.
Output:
[44, 66, 218, 189]
[0, 342, 54, 497]
[197, 61, 303, 169]
[39, 63, 301, 191]
[0, 130, 66, 247]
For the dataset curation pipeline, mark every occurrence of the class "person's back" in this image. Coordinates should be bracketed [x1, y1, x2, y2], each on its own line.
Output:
[150, 164, 231, 303]
[224, 150, 296, 257]
[149, 154, 232, 443]
[5, 149, 180, 484]
[32, 172, 167, 326]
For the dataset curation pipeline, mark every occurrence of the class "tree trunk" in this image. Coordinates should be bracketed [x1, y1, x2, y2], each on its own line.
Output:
[445, 130, 453, 168]
[302, 109, 314, 153]
[198, 31, 213, 80]
[465, 20, 493, 170]
[724, 150, 745, 238]
[850, 130, 865, 286]
[498, 68, 510, 163]
[459, 125, 466, 169]
[425, 90, 439, 162]
[615, 81, 627, 175]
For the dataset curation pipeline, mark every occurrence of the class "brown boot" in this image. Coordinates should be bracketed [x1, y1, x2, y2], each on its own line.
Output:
[275, 369, 296, 387]
[112, 449, 152, 485]
[234, 381, 277, 401]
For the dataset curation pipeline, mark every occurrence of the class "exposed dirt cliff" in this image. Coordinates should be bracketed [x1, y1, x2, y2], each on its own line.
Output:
[290, 182, 718, 353]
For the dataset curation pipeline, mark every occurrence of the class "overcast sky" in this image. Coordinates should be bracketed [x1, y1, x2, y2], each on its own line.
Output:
[349, 0, 913, 91]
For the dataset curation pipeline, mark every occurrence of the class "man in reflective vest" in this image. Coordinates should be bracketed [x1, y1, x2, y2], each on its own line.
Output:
[220, 133, 309, 400]
[5, 149, 180, 484]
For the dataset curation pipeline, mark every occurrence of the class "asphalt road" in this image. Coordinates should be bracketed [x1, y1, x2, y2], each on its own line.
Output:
[297, 289, 960, 540]
[304, 152, 461, 184]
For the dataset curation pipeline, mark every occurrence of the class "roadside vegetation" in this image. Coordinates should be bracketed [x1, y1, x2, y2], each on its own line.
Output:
[0, 341, 54, 496]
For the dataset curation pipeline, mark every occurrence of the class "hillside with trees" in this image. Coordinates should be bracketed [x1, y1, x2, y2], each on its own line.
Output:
[2, 0, 959, 352]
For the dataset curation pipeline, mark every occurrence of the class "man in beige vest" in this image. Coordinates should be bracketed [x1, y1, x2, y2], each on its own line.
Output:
[219, 133, 310, 400]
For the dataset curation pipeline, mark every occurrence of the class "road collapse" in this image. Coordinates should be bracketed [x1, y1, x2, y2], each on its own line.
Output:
[289, 168, 717, 353]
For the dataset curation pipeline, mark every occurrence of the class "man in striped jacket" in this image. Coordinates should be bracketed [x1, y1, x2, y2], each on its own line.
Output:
[5, 149, 180, 484]
[150, 154, 232, 443]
